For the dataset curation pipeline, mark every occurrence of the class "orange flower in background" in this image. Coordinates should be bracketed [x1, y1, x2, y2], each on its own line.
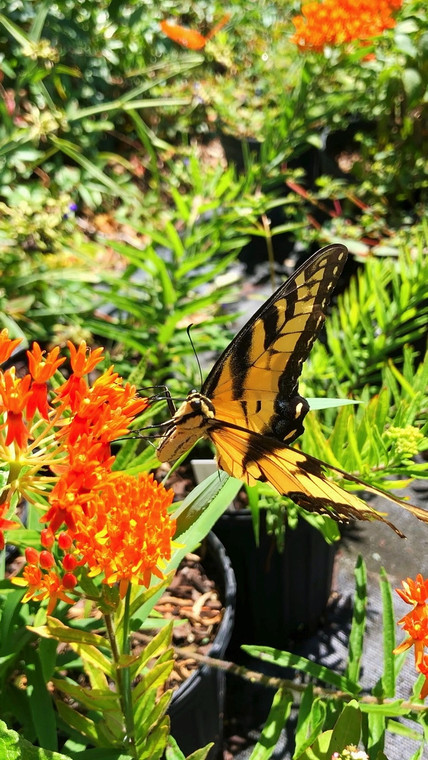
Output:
[290, 0, 403, 51]
[394, 574, 428, 700]
[160, 14, 230, 50]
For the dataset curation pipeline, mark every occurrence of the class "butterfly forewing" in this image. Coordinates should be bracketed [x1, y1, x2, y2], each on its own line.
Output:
[202, 244, 348, 441]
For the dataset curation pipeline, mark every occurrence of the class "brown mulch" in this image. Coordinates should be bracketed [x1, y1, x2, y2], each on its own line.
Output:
[142, 548, 225, 690]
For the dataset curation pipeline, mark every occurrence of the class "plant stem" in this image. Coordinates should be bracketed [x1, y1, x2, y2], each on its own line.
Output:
[134, 631, 428, 713]
[105, 596, 137, 758]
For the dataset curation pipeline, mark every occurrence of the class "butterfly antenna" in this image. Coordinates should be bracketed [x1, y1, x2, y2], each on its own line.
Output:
[139, 385, 176, 415]
[187, 324, 203, 388]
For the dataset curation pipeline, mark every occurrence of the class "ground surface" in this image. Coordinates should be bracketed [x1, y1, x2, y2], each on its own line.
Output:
[223, 477, 428, 759]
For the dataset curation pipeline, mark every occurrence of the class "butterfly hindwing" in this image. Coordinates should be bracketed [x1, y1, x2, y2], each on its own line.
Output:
[210, 422, 420, 537]
[202, 244, 348, 443]
[211, 420, 428, 536]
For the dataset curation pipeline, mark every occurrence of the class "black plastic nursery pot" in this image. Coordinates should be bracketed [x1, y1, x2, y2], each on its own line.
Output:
[168, 532, 236, 759]
[213, 509, 336, 656]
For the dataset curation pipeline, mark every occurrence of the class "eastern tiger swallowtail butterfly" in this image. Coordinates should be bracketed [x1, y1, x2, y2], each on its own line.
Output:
[157, 244, 427, 537]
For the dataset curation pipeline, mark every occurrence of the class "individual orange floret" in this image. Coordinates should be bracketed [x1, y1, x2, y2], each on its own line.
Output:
[56, 341, 104, 409]
[396, 574, 428, 607]
[0, 329, 22, 364]
[0, 370, 32, 448]
[417, 655, 428, 700]
[26, 343, 66, 419]
[0, 502, 19, 550]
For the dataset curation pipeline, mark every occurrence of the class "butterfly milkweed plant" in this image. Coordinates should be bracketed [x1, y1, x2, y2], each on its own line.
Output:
[0, 332, 221, 759]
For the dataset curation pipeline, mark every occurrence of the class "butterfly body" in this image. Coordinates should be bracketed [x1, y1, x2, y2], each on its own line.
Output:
[158, 392, 216, 461]
[157, 244, 428, 536]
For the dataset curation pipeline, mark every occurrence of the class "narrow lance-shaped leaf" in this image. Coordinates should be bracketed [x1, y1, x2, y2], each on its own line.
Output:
[293, 686, 327, 759]
[249, 688, 293, 760]
[345, 555, 367, 686]
[327, 700, 362, 756]
[242, 646, 360, 694]
[379, 567, 396, 699]
[366, 711, 386, 758]
[166, 736, 214, 760]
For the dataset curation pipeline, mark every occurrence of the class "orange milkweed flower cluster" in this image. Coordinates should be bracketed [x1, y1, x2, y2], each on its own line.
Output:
[0, 331, 176, 610]
[394, 574, 428, 699]
[290, 0, 403, 52]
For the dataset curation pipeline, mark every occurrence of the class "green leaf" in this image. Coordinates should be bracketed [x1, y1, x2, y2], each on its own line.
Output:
[134, 622, 173, 676]
[172, 470, 241, 543]
[298, 728, 332, 760]
[0, 589, 29, 666]
[51, 678, 119, 712]
[367, 711, 386, 757]
[307, 398, 361, 410]
[166, 736, 213, 760]
[165, 736, 186, 760]
[70, 642, 114, 680]
[379, 568, 396, 698]
[31, 617, 111, 651]
[135, 715, 170, 760]
[26, 648, 58, 751]
[345, 556, 367, 685]
[326, 700, 361, 755]
[242, 646, 359, 694]
[249, 689, 292, 760]
[0, 13, 31, 46]
[408, 743, 425, 760]
[184, 744, 214, 760]
[359, 701, 412, 716]
[133, 660, 174, 704]
[134, 685, 171, 737]
[50, 137, 134, 199]
[0, 719, 72, 759]
[293, 687, 327, 759]
[55, 700, 100, 744]
[386, 718, 424, 741]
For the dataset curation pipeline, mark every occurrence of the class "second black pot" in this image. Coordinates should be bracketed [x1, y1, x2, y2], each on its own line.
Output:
[213, 510, 336, 656]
